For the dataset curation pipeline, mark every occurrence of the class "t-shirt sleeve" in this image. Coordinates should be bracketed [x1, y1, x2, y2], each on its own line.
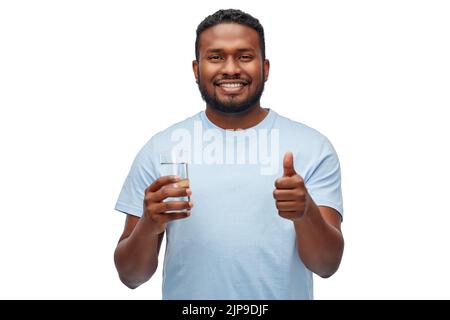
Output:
[305, 138, 344, 220]
[115, 141, 159, 217]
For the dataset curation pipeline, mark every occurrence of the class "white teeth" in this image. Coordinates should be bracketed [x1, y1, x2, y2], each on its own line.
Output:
[220, 83, 244, 88]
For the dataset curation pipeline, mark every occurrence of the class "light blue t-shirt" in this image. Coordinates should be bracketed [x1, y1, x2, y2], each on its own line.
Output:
[115, 109, 343, 300]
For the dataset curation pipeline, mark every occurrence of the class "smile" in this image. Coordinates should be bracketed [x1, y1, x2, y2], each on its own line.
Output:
[215, 82, 248, 94]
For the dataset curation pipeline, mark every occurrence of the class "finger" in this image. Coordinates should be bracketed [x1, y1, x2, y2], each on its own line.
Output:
[274, 175, 303, 189]
[160, 211, 191, 223]
[275, 200, 298, 211]
[147, 175, 181, 193]
[278, 211, 298, 220]
[154, 200, 193, 214]
[273, 189, 299, 201]
[283, 151, 297, 177]
[152, 186, 192, 202]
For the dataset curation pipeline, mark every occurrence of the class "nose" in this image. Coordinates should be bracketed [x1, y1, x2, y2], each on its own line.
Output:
[221, 57, 240, 76]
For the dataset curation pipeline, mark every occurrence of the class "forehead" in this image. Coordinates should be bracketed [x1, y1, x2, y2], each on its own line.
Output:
[198, 23, 260, 54]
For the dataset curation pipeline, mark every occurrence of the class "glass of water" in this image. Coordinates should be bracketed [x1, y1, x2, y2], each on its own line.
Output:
[159, 149, 190, 213]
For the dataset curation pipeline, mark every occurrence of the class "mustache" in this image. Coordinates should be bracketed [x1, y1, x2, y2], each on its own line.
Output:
[213, 76, 251, 84]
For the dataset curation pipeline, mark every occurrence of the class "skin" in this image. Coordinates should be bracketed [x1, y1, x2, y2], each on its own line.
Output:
[274, 152, 344, 278]
[114, 176, 192, 288]
[114, 22, 344, 289]
[193, 23, 270, 130]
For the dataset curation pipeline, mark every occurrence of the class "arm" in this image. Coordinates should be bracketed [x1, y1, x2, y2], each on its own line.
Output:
[273, 152, 344, 278]
[114, 215, 165, 289]
[114, 175, 193, 289]
[293, 200, 344, 278]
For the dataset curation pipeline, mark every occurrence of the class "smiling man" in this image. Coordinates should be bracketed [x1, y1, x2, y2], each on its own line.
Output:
[194, 22, 268, 117]
[114, 9, 344, 300]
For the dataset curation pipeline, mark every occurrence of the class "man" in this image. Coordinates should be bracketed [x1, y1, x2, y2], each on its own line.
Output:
[114, 9, 344, 300]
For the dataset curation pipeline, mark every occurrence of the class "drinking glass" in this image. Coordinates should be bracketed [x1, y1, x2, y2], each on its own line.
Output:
[159, 150, 190, 213]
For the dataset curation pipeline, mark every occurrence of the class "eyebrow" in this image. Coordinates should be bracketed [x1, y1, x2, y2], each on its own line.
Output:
[206, 48, 256, 53]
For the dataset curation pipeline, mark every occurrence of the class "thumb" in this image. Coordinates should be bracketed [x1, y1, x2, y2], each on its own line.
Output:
[283, 151, 297, 177]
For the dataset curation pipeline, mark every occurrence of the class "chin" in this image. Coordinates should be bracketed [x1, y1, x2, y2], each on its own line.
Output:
[214, 103, 253, 114]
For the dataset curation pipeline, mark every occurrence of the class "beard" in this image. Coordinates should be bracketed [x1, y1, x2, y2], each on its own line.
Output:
[197, 75, 265, 114]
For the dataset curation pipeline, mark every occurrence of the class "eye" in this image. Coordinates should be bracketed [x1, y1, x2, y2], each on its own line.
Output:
[240, 55, 253, 61]
[208, 55, 223, 61]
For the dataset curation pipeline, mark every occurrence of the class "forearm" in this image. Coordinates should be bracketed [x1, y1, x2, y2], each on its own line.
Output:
[294, 196, 344, 278]
[114, 216, 160, 289]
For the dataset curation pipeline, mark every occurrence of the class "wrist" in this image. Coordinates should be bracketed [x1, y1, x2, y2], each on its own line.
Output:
[139, 213, 161, 236]
[298, 193, 318, 220]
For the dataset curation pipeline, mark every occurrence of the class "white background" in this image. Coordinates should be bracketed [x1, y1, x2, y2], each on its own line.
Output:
[1, 0, 449, 299]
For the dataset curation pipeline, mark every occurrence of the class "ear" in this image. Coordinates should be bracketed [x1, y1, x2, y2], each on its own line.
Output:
[263, 59, 270, 82]
[192, 60, 199, 83]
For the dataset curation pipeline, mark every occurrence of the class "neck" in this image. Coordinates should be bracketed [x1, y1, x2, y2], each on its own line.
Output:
[205, 103, 269, 130]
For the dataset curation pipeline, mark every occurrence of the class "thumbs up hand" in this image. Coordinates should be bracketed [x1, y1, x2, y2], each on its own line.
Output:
[273, 152, 310, 221]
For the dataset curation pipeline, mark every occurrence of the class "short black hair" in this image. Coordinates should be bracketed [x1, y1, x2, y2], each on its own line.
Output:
[195, 9, 266, 61]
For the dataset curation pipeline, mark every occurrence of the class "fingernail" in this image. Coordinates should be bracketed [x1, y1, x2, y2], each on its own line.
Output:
[189, 201, 194, 208]
[173, 175, 181, 181]
[186, 188, 192, 196]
